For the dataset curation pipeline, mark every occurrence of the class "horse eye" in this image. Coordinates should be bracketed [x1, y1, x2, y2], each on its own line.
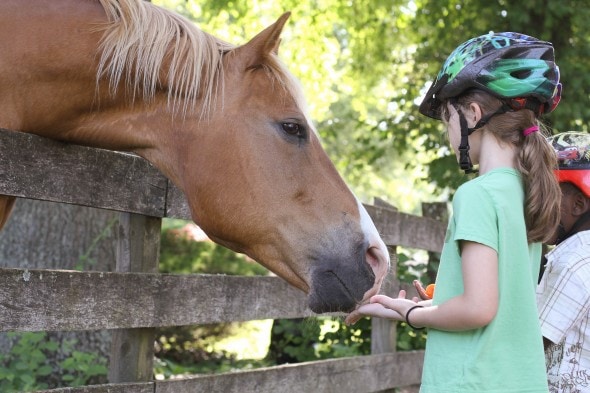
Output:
[281, 122, 306, 139]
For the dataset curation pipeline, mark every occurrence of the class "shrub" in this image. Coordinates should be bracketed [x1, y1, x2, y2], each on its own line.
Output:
[0, 332, 107, 391]
[159, 226, 268, 276]
[266, 316, 372, 364]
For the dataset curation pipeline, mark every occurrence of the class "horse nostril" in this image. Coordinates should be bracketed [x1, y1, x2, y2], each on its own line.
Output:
[366, 245, 385, 271]
[364, 244, 390, 290]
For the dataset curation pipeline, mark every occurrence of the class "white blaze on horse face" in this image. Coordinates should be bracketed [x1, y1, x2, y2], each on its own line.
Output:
[337, 199, 390, 325]
[357, 199, 390, 292]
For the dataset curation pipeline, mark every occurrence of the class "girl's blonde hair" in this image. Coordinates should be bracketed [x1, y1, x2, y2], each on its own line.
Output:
[450, 90, 561, 243]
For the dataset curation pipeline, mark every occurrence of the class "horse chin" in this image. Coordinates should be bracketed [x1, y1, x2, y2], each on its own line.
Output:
[307, 282, 357, 315]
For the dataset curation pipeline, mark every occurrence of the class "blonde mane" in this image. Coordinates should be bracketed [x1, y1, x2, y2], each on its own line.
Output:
[96, 0, 233, 115]
[95, 0, 304, 120]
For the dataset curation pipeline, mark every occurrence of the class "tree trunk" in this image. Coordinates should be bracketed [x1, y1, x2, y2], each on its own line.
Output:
[0, 198, 119, 388]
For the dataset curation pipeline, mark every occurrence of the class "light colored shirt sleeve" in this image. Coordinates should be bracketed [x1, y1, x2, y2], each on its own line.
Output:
[538, 254, 590, 344]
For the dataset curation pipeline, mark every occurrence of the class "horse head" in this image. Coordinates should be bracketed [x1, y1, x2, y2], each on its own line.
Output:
[168, 13, 390, 319]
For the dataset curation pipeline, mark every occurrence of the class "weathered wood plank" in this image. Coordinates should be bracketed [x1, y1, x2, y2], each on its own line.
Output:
[34, 352, 423, 393]
[0, 128, 193, 219]
[35, 382, 155, 393]
[37, 382, 153, 393]
[165, 183, 191, 220]
[0, 266, 420, 334]
[0, 128, 168, 216]
[156, 352, 424, 393]
[0, 267, 419, 333]
[0, 268, 316, 331]
[365, 204, 446, 253]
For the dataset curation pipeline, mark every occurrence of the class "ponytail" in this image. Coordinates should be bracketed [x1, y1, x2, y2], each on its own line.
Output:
[517, 124, 561, 243]
[456, 90, 561, 243]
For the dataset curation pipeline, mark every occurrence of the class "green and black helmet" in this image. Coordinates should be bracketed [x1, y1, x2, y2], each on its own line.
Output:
[419, 32, 562, 120]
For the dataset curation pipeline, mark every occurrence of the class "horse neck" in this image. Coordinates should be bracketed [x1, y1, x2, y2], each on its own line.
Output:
[77, 95, 206, 185]
[0, 0, 214, 190]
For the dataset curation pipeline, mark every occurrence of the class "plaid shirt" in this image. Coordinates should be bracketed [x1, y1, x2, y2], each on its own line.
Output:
[537, 230, 590, 393]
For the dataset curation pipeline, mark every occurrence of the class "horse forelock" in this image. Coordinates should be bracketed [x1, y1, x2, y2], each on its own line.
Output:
[95, 0, 233, 117]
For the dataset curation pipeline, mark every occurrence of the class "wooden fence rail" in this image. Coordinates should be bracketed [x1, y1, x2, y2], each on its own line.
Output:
[0, 128, 446, 392]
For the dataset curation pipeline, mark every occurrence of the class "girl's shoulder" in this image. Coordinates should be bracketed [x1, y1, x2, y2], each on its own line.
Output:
[476, 167, 520, 182]
[455, 168, 523, 205]
[459, 168, 521, 192]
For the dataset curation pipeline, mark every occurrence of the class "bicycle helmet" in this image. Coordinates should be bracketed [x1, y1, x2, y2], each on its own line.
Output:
[420, 32, 562, 120]
[549, 132, 590, 198]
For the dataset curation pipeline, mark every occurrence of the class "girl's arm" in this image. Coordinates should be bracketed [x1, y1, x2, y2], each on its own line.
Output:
[359, 241, 499, 331]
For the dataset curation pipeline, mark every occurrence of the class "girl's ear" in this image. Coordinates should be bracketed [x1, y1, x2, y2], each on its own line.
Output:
[466, 102, 483, 128]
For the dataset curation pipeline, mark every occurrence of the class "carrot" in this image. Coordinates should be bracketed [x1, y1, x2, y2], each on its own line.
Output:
[425, 284, 435, 299]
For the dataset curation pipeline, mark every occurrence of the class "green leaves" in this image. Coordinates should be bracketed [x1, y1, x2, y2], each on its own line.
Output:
[0, 332, 107, 391]
[60, 351, 108, 386]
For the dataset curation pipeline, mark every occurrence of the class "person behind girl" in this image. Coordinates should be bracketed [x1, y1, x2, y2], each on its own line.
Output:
[537, 132, 590, 392]
[358, 32, 562, 392]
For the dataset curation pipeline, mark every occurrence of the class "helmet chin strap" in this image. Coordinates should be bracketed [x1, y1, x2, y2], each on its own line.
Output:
[452, 100, 512, 174]
[457, 110, 475, 173]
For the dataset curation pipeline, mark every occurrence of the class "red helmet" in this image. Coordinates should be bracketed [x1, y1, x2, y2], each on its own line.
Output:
[549, 132, 590, 197]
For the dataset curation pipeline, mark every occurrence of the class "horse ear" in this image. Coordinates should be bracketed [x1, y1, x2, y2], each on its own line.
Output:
[236, 12, 291, 67]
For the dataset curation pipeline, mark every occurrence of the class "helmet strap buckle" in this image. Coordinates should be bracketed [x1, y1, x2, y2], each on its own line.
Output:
[453, 103, 476, 174]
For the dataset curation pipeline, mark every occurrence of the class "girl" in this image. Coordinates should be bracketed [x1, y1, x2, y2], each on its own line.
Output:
[358, 32, 562, 392]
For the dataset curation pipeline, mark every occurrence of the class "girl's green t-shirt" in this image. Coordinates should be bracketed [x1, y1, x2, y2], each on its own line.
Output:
[420, 168, 549, 393]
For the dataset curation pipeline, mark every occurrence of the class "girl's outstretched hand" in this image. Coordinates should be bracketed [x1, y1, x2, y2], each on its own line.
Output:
[356, 301, 404, 320]
[356, 289, 416, 321]
[369, 293, 424, 321]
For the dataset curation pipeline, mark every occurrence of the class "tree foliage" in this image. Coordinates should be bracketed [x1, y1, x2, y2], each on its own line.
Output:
[155, 0, 590, 207]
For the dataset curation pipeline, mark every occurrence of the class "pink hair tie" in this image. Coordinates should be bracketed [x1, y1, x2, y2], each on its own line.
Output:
[523, 125, 539, 136]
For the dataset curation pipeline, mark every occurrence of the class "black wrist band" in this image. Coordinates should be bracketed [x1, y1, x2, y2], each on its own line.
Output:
[405, 305, 425, 330]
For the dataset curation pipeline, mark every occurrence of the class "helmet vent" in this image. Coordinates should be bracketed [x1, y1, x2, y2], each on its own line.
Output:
[540, 50, 553, 61]
[511, 69, 532, 80]
[544, 68, 557, 80]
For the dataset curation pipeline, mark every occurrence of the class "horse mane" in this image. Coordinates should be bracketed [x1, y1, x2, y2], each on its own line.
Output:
[95, 0, 305, 119]
[96, 0, 232, 116]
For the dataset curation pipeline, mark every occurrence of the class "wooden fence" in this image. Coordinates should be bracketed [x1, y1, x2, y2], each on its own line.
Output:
[0, 128, 447, 392]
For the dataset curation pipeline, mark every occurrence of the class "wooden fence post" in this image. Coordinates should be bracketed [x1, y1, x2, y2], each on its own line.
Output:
[421, 202, 448, 284]
[108, 213, 162, 383]
[370, 248, 398, 354]
[371, 198, 399, 354]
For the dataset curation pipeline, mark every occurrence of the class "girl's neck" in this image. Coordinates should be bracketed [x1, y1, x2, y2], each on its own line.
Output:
[477, 132, 517, 175]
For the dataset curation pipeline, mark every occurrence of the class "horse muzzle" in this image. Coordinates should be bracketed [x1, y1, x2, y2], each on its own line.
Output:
[307, 240, 387, 315]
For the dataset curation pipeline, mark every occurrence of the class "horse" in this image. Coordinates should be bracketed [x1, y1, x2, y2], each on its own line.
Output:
[0, 0, 389, 323]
